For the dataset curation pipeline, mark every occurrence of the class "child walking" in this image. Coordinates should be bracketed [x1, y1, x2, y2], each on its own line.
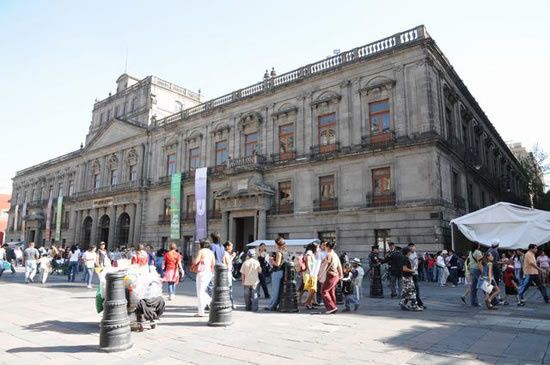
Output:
[503, 265, 521, 305]
[342, 263, 360, 312]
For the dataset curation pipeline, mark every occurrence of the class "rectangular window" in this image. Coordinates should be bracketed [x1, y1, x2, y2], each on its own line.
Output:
[57, 183, 63, 197]
[131, 98, 136, 111]
[452, 171, 460, 197]
[100, 112, 104, 124]
[189, 147, 200, 169]
[215, 141, 228, 166]
[372, 167, 391, 194]
[115, 105, 120, 117]
[93, 174, 100, 189]
[319, 175, 335, 200]
[369, 100, 390, 134]
[68, 180, 74, 196]
[129, 165, 137, 181]
[110, 169, 118, 186]
[375, 229, 390, 254]
[318, 231, 336, 244]
[318, 113, 336, 146]
[107, 109, 112, 121]
[48, 186, 53, 199]
[279, 123, 294, 155]
[445, 106, 453, 141]
[187, 194, 195, 215]
[64, 211, 70, 228]
[278, 181, 293, 213]
[166, 153, 177, 175]
[212, 192, 221, 215]
[163, 198, 170, 217]
[245, 132, 258, 157]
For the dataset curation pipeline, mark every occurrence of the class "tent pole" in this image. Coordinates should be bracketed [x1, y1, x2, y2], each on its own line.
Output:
[451, 223, 455, 251]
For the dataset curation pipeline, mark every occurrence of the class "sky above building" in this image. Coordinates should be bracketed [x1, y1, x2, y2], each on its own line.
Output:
[0, 0, 549, 194]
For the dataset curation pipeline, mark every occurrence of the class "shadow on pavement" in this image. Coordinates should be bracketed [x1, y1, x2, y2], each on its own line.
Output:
[24, 320, 98, 334]
[7, 345, 98, 354]
[159, 321, 207, 327]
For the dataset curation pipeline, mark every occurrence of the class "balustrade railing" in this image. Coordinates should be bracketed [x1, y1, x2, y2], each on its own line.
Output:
[271, 151, 296, 163]
[228, 153, 267, 169]
[158, 214, 170, 225]
[271, 202, 294, 215]
[313, 198, 338, 212]
[366, 192, 396, 208]
[310, 142, 341, 157]
[361, 131, 396, 148]
[156, 26, 426, 127]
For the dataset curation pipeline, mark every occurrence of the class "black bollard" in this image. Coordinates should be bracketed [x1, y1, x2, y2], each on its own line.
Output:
[99, 271, 132, 352]
[335, 280, 344, 304]
[208, 264, 233, 327]
[279, 262, 299, 312]
[370, 265, 384, 298]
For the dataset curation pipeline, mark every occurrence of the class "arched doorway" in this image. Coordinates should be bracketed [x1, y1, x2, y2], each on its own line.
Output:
[98, 215, 110, 245]
[82, 216, 93, 248]
[117, 213, 130, 247]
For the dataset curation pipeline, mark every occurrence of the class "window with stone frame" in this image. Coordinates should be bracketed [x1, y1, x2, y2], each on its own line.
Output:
[318, 113, 336, 150]
[244, 132, 258, 157]
[93, 174, 100, 190]
[215, 140, 228, 166]
[375, 229, 391, 254]
[110, 169, 118, 186]
[445, 105, 453, 141]
[277, 181, 293, 213]
[278, 123, 294, 159]
[63, 211, 70, 229]
[166, 153, 177, 176]
[372, 167, 391, 195]
[318, 231, 336, 244]
[369, 99, 390, 134]
[189, 147, 200, 170]
[129, 164, 138, 181]
[186, 194, 195, 217]
[319, 175, 335, 200]
[163, 198, 170, 218]
[68, 180, 74, 196]
[107, 109, 112, 121]
[57, 183, 63, 197]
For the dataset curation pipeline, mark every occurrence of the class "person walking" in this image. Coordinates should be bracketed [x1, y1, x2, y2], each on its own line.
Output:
[96, 242, 111, 270]
[467, 243, 483, 307]
[265, 237, 287, 311]
[351, 258, 364, 301]
[536, 250, 549, 285]
[319, 241, 343, 314]
[38, 252, 51, 284]
[131, 244, 149, 267]
[369, 245, 384, 298]
[342, 263, 359, 312]
[163, 243, 183, 300]
[67, 245, 80, 282]
[480, 252, 500, 310]
[223, 241, 236, 309]
[23, 242, 39, 283]
[257, 243, 271, 299]
[302, 243, 318, 309]
[209, 232, 225, 265]
[193, 240, 215, 317]
[447, 250, 459, 287]
[384, 243, 404, 297]
[408, 243, 426, 309]
[436, 251, 449, 287]
[399, 247, 423, 311]
[518, 244, 549, 305]
[82, 245, 97, 288]
[240, 248, 262, 312]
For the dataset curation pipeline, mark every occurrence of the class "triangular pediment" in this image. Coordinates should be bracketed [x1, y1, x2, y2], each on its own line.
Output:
[86, 119, 146, 152]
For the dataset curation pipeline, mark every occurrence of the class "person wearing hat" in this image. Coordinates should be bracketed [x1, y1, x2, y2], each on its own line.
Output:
[351, 258, 364, 301]
[369, 245, 384, 298]
[240, 248, 262, 312]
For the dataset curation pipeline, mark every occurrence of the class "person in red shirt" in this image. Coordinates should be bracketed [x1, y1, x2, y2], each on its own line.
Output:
[426, 254, 436, 282]
[163, 243, 183, 300]
[131, 244, 149, 267]
[503, 265, 520, 305]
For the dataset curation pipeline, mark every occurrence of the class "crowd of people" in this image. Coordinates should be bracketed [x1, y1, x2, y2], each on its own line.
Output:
[1, 235, 548, 316]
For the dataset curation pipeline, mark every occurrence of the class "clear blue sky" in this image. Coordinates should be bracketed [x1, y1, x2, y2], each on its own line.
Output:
[1, 0, 549, 194]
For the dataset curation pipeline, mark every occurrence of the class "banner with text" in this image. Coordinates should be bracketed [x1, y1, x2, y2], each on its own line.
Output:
[45, 194, 53, 241]
[195, 167, 208, 240]
[55, 195, 63, 241]
[20, 201, 27, 241]
[170, 173, 181, 240]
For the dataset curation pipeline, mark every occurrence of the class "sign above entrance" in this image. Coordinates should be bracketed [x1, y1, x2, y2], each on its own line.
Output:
[93, 198, 113, 208]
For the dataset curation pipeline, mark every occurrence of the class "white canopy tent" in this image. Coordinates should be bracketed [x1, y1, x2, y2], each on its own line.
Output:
[450, 202, 550, 250]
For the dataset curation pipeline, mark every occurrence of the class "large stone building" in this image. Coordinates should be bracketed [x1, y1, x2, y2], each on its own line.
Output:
[6, 25, 528, 257]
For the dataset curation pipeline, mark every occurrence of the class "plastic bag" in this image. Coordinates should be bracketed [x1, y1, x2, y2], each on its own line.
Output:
[95, 285, 104, 313]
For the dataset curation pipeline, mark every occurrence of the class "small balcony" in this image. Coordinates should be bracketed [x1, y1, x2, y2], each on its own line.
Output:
[208, 210, 222, 219]
[453, 195, 466, 210]
[361, 131, 396, 149]
[271, 151, 296, 164]
[366, 191, 396, 208]
[158, 214, 170, 225]
[271, 202, 294, 215]
[310, 142, 340, 159]
[181, 212, 195, 222]
[227, 153, 267, 171]
[313, 198, 338, 212]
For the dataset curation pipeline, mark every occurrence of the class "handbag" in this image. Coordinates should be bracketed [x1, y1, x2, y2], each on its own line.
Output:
[479, 278, 494, 294]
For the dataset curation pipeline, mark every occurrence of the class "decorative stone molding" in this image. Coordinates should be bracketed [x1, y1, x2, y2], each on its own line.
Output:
[126, 148, 138, 165]
[238, 112, 263, 131]
[359, 76, 396, 96]
[271, 104, 298, 119]
[107, 154, 119, 169]
[443, 84, 459, 104]
[185, 129, 203, 144]
[311, 91, 342, 108]
[210, 122, 231, 138]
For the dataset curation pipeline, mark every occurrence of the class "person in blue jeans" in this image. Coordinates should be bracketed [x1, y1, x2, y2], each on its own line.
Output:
[67, 245, 81, 282]
[265, 237, 287, 311]
[468, 243, 483, 307]
[518, 244, 549, 305]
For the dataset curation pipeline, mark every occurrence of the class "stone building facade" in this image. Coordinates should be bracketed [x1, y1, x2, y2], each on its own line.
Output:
[6, 26, 528, 257]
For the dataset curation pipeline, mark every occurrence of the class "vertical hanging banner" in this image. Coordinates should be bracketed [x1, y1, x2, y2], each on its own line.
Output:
[55, 195, 63, 241]
[170, 173, 181, 240]
[45, 194, 53, 241]
[195, 167, 208, 240]
[13, 204, 19, 235]
[20, 201, 27, 242]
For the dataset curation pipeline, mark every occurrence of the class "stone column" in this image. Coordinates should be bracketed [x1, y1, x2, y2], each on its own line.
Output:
[221, 211, 229, 242]
[228, 213, 236, 244]
[73, 210, 80, 244]
[128, 203, 136, 244]
[257, 209, 267, 240]
[134, 199, 143, 243]
[90, 208, 98, 246]
[107, 205, 116, 248]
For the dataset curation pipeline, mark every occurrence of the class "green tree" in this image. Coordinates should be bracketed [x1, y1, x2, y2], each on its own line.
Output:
[518, 144, 549, 209]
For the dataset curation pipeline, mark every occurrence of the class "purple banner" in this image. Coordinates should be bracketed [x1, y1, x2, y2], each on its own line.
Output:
[194, 167, 208, 240]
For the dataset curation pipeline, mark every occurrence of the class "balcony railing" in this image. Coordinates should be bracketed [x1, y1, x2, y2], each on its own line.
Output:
[453, 195, 466, 210]
[361, 131, 396, 148]
[366, 191, 396, 208]
[73, 180, 142, 199]
[228, 153, 267, 170]
[271, 202, 294, 215]
[313, 198, 338, 212]
[208, 210, 222, 219]
[158, 214, 170, 225]
[310, 142, 341, 158]
[271, 151, 296, 163]
[181, 212, 195, 222]
[212, 165, 226, 175]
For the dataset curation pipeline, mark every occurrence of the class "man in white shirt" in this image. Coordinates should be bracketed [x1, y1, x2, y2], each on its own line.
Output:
[351, 258, 365, 300]
[437, 250, 449, 287]
[240, 249, 262, 312]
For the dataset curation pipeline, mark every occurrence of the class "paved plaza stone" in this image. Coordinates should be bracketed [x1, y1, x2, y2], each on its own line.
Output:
[1, 270, 549, 365]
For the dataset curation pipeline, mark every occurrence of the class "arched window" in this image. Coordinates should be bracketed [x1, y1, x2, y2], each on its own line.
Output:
[117, 213, 130, 246]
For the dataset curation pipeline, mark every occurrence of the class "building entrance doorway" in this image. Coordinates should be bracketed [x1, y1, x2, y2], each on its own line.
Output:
[234, 216, 255, 252]
[29, 230, 36, 243]
[82, 216, 93, 248]
[98, 215, 110, 245]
